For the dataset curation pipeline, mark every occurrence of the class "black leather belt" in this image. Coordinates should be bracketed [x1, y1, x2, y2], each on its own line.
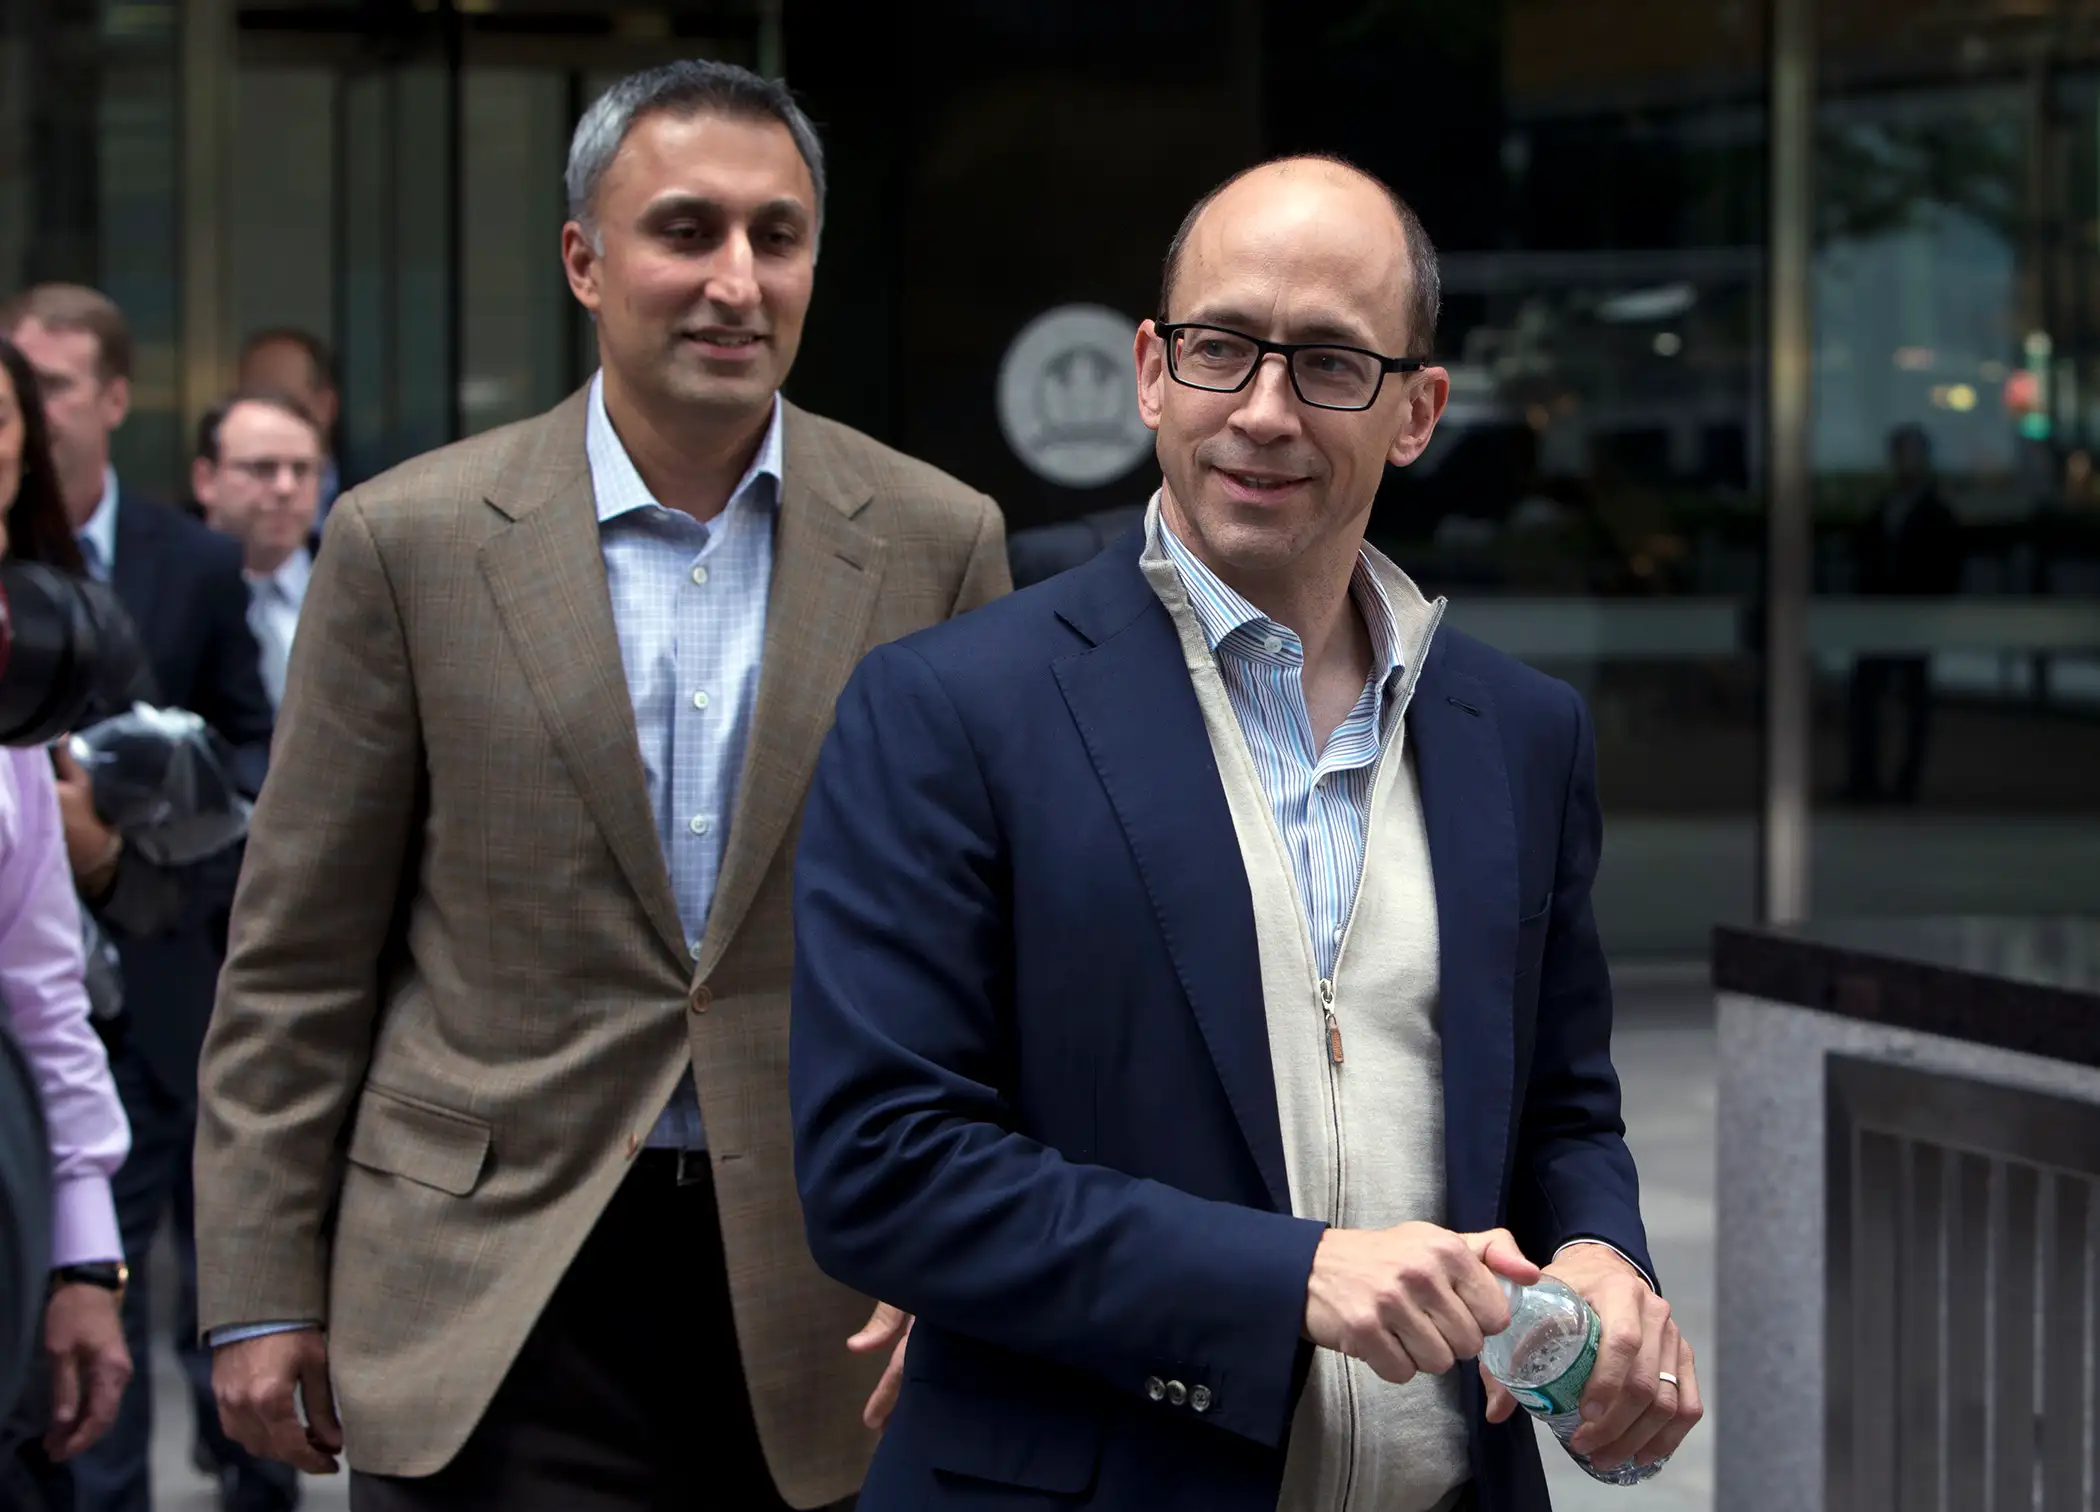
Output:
[634, 1148, 711, 1187]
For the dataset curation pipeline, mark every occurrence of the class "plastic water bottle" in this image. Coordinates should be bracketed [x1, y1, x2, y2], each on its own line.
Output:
[1480, 1275, 1667, 1486]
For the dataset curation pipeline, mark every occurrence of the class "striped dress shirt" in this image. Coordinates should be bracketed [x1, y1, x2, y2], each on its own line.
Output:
[588, 372, 781, 1150]
[1158, 515, 1406, 980]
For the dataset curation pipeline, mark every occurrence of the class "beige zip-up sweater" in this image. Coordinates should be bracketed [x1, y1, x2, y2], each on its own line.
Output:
[1141, 508, 1468, 1512]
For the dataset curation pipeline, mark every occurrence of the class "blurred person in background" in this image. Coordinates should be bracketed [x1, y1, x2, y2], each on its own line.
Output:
[0, 336, 133, 1510]
[3, 287, 275, 1512]
[194, 59, 1006, 1512]
[192, 394, 324, 711]
[1843, 422, 1962, 806]
[235, 334, 340, 524]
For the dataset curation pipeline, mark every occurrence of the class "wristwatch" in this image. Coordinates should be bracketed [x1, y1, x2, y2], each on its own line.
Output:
[51, 1261, 129, 1300]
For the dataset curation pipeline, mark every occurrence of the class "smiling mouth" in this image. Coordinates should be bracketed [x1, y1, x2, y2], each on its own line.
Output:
[684, 331, 765, 351]
[1220, 469, 1306, 493]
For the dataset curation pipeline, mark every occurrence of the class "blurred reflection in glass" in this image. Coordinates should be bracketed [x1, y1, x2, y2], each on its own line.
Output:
[1810, 0, 2100, 920]
[1841, 425, 1961, 805]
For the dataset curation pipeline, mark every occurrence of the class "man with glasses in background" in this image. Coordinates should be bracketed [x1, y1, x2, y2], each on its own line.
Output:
[236, 332, 343, 524]
[792, 155, 1702, 1511]
[193, 393, 325, 711]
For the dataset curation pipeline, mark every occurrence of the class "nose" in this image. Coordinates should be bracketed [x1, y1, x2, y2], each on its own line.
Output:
[703, 228, 761, 316]
[1230, 353, 1300, 445]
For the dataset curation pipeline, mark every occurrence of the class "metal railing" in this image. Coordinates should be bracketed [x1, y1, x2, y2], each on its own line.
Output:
[1827, 1056, 2100, 1511]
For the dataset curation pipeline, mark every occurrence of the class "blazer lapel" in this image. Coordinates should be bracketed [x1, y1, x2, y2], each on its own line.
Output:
[1052, 549, 1290, 1214]
[1411, 648, 1521, 1236]
[696, 403, 884, 977]
[477, 401, 688, 968]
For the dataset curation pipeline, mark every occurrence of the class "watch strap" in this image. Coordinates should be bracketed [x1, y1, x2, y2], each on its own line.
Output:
[51, 1261, 129, 1294]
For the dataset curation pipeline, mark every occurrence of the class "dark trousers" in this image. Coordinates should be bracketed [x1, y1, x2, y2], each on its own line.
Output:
[63, 1044, 297, 1512]
[349, 1154, 843, 1512]
[1, 1358, 71, 1512]
[1846, 653, 1934, 802]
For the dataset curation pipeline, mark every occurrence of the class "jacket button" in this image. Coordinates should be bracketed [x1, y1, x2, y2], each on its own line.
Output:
[1166, 1380, 1187, 1407]
[1143, 1376, 1165, 1402]
[1190, 1385, 1212, 1413]
[689, 984, 712, 1014]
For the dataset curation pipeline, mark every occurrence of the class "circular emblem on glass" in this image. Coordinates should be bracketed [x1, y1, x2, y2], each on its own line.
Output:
[996, 304, 1154, 489]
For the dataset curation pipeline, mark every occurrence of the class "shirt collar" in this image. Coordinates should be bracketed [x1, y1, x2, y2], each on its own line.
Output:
[248, 546, 311, 602]
[585, 371, 784, 528]
[79, 466, 120, 570]
[1154, 497, 1406, 684]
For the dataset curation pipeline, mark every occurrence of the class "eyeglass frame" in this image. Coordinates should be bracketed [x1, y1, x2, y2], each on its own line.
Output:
[219, 456, 321, 486]
[1151, 320, 1430, 413]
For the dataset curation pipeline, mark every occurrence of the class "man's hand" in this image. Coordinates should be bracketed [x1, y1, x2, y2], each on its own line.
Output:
[213, 1328, 343, 1475]
[847, 1302, 912, 1431]
[51, 746, 120, 894]
[1305, 1224, 1541, 1385]
[1481, 1245, 1702, 1471]
[42, 1283, 132, 1460]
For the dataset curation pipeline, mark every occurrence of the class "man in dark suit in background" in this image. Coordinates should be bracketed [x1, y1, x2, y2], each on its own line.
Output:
[4, 285, 278, 1512]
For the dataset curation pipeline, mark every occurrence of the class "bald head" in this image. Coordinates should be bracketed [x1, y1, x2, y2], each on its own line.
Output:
[1159, 155, 1440, 359]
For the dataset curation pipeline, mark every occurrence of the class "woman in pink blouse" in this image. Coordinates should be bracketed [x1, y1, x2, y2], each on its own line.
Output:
[0, 335, 132, 1474]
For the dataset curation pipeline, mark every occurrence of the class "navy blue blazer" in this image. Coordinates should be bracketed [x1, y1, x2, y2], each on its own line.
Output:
[791, 532, 1651, 1512]
[104, 495, 274, 1103]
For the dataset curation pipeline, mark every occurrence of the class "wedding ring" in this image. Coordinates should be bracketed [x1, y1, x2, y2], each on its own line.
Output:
[1657, 1372, 1680, 1387]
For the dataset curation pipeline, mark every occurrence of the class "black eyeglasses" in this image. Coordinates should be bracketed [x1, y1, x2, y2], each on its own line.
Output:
[1154, 321, 1427, 412]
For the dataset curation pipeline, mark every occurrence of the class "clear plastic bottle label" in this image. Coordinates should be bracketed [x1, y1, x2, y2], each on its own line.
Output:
[1511, 1308, 1601, 1418]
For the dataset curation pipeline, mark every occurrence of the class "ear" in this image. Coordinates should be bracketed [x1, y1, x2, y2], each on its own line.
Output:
[190, 457, 216, 515]
[1387, 365, 1450, 469]
[562, 222, 603, 314]
[1135, 321, 1167, 435]
[102, 374, 132, 432]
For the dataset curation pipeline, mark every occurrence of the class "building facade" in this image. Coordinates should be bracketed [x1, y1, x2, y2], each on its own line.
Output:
[4, 0, 2097, 954]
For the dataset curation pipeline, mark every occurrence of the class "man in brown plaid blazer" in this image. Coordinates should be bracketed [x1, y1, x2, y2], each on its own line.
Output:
[191, 61, 1007, 1512]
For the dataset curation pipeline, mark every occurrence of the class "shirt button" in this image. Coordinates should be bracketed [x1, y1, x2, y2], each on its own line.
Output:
[688, 939, 704, 961]
[1166, 1380, 1188, 1407]
[690, 565, 709, 586]
[1262, 635, 1284, 655]
[691, 690, 710, 710]
[1332, 928, 1344, 944]
[688, 814, 711, 835]
[1190, 1385, 1213, 1413]
[1143, 1376, 1165, 1402]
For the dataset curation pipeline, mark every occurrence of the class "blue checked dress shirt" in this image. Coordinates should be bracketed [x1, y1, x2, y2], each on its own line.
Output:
[587, 372, 781, 1151]
[1157, 514, 1405, 978]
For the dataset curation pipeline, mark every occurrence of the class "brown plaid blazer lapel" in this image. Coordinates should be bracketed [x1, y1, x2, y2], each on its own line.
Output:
[475, 392, 687, 966]
[698, 401, 885, 978]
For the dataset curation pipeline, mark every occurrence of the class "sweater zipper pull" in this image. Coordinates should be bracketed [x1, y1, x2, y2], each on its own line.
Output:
[1319, 978, 1343, 1064]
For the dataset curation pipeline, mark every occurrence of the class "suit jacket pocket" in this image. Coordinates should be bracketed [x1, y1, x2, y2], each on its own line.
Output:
[345, 1085, 491, 1196]
[904, 1331, 1104, 1495]
[912, 1378, 1103, 1495]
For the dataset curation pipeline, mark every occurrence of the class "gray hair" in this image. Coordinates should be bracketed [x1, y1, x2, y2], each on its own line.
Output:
[564, 60, 826, 251]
